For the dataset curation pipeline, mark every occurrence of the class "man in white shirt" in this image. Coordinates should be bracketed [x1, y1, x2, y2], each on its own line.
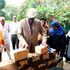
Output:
[0, 17, 11, 60]
[9, 16, 19, 50]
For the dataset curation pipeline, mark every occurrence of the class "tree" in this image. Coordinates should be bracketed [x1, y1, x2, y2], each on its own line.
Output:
[0, 0, 5, 10]
[17, 0, 45, 20]
[0, 0, 6, 16]
[3, 5, 18, 20]
[36, 5, 48, 19]
[4, 0, 70, 28]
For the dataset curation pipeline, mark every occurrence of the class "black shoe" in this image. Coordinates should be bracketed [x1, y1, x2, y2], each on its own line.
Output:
[65, 57, 70, 62]
[66, 60, 68, 62]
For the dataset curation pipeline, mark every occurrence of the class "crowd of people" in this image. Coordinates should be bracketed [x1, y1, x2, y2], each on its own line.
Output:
[0, 8, 70, 63]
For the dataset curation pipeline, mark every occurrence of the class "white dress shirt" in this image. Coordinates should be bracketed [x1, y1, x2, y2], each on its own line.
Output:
[9, 22, 19, 35]
[0, 23, 9, 40]
[0, 23, 10, 50]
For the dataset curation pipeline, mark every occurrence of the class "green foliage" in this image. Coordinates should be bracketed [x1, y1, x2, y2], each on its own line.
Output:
[0, 0, 5, 10]
[17, 3, 28, 20]
[0, 0, 6, 16]
[16, 0, 70, 22]
[0, 10, 5, 16]
[36, 5, 48, 19]
[17, 0, 39, 20]
[64, 12, 70, 18]
[3, 5, 18, 20]
[6, 20, 12, 23]
[3, 0, 70, 32]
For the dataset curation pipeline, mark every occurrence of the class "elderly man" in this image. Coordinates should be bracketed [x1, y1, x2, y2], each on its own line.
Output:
[0, 17, 11, 61]
[18, 8, 47, 53]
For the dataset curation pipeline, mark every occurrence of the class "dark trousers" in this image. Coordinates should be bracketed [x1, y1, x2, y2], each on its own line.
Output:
[11, 34, 19, 50]
[65, 37, 70, 61]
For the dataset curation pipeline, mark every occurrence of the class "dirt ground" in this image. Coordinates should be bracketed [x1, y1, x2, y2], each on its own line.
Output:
[0, 51, 70, 70]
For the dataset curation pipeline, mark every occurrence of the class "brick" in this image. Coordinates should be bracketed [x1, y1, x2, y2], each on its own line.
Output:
[35, 44, 48, 54]
[13, 49, 29, 61]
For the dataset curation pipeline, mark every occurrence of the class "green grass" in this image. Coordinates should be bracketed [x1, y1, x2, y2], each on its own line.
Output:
[6, 20, 12, 23]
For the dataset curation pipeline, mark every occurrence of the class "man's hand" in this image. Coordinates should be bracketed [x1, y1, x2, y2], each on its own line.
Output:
[23, 44, 29, 49]
[41, 43, 48, 47]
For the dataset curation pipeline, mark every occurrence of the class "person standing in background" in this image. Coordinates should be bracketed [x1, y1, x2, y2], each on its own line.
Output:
[39, 18, 49, 45]
[9, 16, 19, 50]
[49, 15, 55, 25]
[41, 18, 49, 35]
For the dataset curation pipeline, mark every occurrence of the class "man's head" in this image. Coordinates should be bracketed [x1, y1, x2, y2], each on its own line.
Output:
[49, 15, 54, 22]
[27, 8, 36, 24]
[13, 16, 16, 22]
[0, 17, 5, 26]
